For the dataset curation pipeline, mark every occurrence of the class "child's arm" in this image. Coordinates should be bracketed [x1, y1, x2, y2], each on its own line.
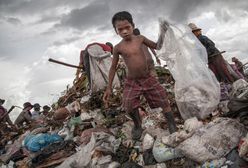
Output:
[149, 48, 161, 65]
[103, 46, 120, 103]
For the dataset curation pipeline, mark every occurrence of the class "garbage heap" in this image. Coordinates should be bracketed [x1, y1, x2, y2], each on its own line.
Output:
[0, 66, 248, 168]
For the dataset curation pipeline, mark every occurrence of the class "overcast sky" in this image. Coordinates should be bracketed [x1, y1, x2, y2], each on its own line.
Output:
[1, 0, 248, 120]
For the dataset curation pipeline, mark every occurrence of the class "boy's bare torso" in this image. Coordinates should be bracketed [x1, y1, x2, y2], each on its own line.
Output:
[116, 35, 152, 79]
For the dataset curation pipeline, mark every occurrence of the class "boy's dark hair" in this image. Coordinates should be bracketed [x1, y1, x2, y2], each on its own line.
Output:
[133, 28, 140, 35]
[112, 11, 134, 29]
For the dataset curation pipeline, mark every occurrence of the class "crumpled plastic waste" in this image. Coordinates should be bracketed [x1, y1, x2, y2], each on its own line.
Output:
[142, 134, 155, 151]
[58, 123, 74, 141]
[162, 130, 193, 148]
[197, 158, 226, 168]
[183, 117, 203, 133]
[239, 133, 248, 161]
[23, 133, 63, 152]
[176, 118, 246, 163]
[162, 117, 203, 147]
[152, 139, 183, 163]
[80, 127, 113, 145]
[80, 95, 91, 104]
[57, 132, 121, 168]
[229, 79, 248, 98]
[66, 100, 81, 114]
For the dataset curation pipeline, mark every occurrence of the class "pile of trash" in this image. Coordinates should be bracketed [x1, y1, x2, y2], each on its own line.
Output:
[1, 65, 248, 168]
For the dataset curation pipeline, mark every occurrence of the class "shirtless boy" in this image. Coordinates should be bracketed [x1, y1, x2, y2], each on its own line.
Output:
[103, 11, 177, 140]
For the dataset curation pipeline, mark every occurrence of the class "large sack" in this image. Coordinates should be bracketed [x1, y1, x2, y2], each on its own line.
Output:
[176, 118, 247, 163]
[157, 21, 220, 120]
[88, 44, 120, 92]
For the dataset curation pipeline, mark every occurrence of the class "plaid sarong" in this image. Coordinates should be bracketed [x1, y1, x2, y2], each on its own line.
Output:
[123, 75, 170, 112]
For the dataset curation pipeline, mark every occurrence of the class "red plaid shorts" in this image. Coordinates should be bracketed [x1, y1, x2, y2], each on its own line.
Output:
[123, 75, 170, 112]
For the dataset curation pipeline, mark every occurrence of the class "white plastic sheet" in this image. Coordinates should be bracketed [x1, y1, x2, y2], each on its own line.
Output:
[157, 21, 220, 120]
[152, 139, 183, 162]
[176, 118, 246, 163]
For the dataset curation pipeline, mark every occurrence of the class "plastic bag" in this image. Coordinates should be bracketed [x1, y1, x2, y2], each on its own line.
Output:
[142, 134, 155, 151]
[184, 117, 203, 133]
[157, 21, 220, 120]
[176, 118, 246, 163]
[229, 79, 248, 98]
[162, 130, 193, 147]
[152, 139, 183, 162]
[24, 133, 62, 152]
[58, 132, 120, 168]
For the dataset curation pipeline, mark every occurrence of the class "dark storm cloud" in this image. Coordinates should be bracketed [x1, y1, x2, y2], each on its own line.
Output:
[0, 0, 86, 16]
[1, 0, 248, 32]
[55, 1, 111, 31]
[52, 0, 248, 32]
[168, 0, 206, 22]
[6, 17, 21, 25]
[0, 0, 16, 6]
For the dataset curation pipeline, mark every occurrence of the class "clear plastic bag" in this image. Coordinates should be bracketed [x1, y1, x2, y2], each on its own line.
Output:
[176, 118, 246, 163]
[157, 21, 220, 120]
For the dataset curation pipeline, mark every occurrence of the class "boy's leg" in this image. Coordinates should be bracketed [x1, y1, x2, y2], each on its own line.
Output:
[162, 106, 177, 134]
[143, 75, 177, 134]
[128, 108, 143, 140]
[123, 78, 143, 140]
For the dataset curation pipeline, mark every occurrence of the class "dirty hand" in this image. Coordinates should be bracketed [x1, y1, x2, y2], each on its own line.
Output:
[159, 19, 169, 33]
[103, 87, 112, 104]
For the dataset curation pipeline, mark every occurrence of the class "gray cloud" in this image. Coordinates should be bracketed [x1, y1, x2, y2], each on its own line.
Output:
[0, 0, 16, 6]
[1, 0, 247, 33]
[36, 15, 61, 24]
[168, 0, 206, 22]
[6, 17, 21, 25]
[53, 36, 79, 46]
[0, 0, 84, 15]
[50, 0, 248, 32]
[55, 1, 111, 31]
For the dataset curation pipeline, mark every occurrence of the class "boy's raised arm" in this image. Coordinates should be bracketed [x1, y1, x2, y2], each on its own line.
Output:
[143, 20, 169, 50]
[157, 20, 169, 49]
